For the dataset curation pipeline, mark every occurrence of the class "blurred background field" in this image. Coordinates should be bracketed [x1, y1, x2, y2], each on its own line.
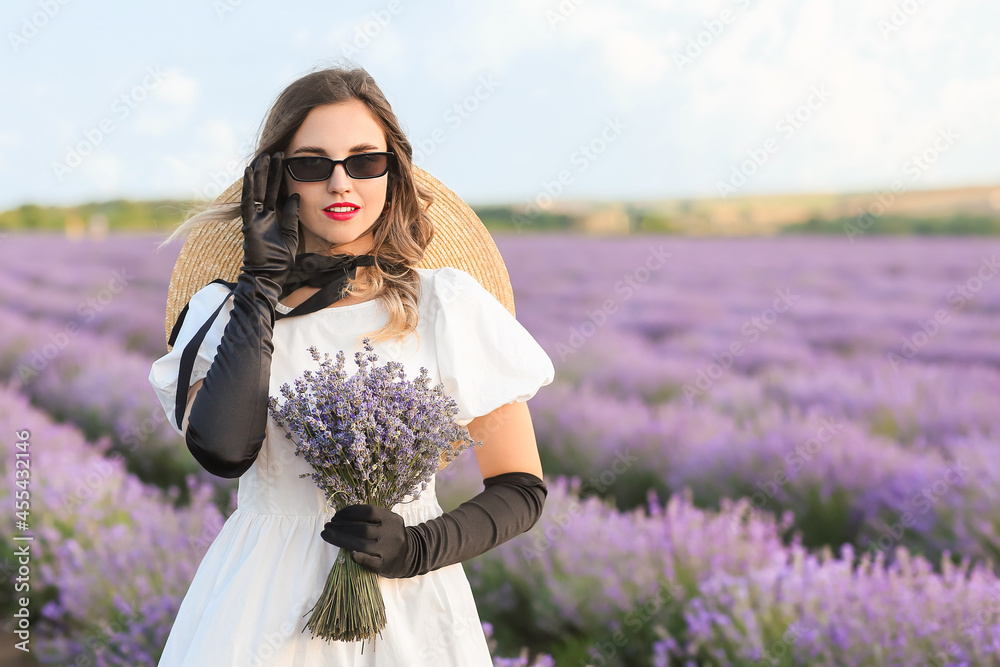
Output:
[1, 228, 999, 665]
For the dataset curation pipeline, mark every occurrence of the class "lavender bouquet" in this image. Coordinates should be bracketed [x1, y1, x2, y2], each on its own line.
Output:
[267, 337, 481, 646]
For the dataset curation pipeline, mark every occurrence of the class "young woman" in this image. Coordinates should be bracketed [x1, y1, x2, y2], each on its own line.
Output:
[148, 65, 555, 665]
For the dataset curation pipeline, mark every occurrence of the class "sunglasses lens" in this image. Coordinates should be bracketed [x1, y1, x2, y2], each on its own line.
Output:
[285, 153, 392, 181]
[346, 153, 390, 178]
[286, 157, 332, 181]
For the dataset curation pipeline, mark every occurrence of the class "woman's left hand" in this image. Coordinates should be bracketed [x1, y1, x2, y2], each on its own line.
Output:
[321, 504, 416, 578]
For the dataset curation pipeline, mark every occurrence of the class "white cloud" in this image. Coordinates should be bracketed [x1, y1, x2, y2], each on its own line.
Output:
[132, 69, 200, 137]
[938, 76, 997, 130]
[157, 70, 200, 107]
[82, 154, 122, 196]
[573, 8, 671, 87]
[0, 130, 22, 175]
[179, 118, 258, 199]
[194, 118, 243, 154]
[291, 27, 311, 47]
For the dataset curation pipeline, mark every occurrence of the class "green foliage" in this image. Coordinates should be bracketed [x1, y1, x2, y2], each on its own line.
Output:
[5, 197, 999, 237]
[470, 205, 575, 232]
[782, 486, 862, 551]
[0, 199, 198, 233]
[637, 213, 682, 233]
[781, 213, 1000, 235]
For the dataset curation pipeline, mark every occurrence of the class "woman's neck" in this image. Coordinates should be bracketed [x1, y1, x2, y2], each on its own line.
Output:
[279, 265, 372, 309]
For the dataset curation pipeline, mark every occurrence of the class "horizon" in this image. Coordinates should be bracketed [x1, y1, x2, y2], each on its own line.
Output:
[5, 180, 1000, 212]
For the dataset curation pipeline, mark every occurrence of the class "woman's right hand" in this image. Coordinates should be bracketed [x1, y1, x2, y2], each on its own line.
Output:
[184, 152, 300, 478]
[239, 151, 300, 292]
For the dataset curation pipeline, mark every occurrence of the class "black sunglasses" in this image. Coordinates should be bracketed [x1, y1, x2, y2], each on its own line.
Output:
[284, 152, 395, 182]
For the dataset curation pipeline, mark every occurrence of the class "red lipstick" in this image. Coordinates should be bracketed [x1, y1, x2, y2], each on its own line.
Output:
[323, 202, 360, 221]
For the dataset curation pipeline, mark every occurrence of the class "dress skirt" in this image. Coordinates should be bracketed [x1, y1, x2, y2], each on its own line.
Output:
[156, 475, 494, 666]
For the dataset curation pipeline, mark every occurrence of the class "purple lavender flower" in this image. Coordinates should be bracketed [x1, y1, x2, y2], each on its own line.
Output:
[268, 337, 482, 642]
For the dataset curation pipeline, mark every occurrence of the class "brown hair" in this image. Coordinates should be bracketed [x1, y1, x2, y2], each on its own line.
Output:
[158, 61, 435, 346]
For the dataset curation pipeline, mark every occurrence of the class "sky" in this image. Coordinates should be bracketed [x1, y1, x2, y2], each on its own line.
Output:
[2, 0, 998, 212]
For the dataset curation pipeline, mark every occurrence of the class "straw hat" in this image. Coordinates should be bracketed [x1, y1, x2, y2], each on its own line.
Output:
[163, 165, 515, 348]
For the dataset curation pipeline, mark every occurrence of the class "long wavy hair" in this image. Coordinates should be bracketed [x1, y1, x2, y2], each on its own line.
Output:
[158, 63, 435, 347]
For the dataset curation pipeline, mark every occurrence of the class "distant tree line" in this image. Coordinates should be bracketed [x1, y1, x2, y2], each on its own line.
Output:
[780, 214, 1000, 236]
[0, 200, 196, 233]
[0, 200, 576, 234]
[2, 199, 998, 236]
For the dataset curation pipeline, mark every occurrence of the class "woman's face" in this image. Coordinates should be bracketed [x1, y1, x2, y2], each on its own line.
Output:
[283, 100, 390, 256]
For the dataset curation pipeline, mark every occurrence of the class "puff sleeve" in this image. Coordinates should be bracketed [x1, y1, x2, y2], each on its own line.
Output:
[148, 282, 235, 437]
[432, 267, 555, 426]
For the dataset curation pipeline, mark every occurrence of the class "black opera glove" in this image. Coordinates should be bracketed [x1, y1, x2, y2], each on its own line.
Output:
[184, 152, 300, 479]
[238, 151, 300, 293]
[321, 504, 412, 577]
[320, 471, 548, 579]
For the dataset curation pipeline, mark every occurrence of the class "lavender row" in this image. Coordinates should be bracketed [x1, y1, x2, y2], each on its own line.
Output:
[4, 233, 998, 450]
[0, 304, 234, 504]
[2, 368, 992, 665]
[469, 476, 1000, 666]
[501, 235, 1000, 448]
[0, 383, 230, 665]
[522, 373, 1000, 572]
[8, 232, 1000, 570]
[0, 233, 180, 358]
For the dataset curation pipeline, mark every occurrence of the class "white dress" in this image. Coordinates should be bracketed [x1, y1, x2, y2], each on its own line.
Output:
[148, 266, 555, 667]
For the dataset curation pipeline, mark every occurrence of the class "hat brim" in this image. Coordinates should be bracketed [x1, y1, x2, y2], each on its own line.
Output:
[163, 164, 515, 348]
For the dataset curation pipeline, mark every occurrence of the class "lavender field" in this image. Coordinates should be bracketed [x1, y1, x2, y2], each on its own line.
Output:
[1, 232, 999, 666]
